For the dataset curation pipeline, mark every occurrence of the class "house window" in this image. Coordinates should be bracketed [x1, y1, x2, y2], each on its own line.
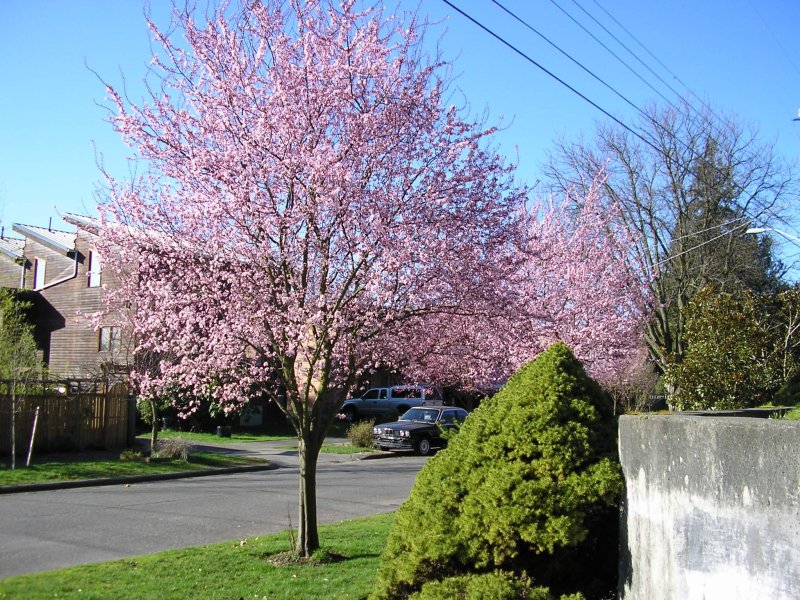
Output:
[34, 258, 46, 289]
[99, 326, 121, 353]
[88, 250, 101, 288]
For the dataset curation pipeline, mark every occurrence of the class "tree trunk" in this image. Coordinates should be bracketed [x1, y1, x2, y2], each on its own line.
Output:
[295, 432, 322, 557]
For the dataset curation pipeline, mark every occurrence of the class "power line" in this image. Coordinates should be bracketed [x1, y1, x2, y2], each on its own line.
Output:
[568, 0, 687, 106]
[545, 0, 678, 112]
[744, 0, 800, 80]
[547, 0, 789, 234]
[588, 0, 677, 84]
[669, 215, 751, 245]
[489, 1, 723, 160]
[438, 0, 661, 154]
[490, 0, 651, 123]
[586, 0, 753, 139]
[653, 220, 752, 270]
[439, 0, 788, 242]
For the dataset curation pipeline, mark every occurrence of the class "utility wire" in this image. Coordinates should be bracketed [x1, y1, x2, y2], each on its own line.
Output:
[569, 0, 687, 106]
[438, 0, 661, 154]
[586, 0, 759, 141]
[546, 0, 678, 112]
[550, 0, 788, 234]
[668, 215, 751, 245]
[490, 0, 736, 193]
[653, 220, 752, 270]
[440, 0, 787, 246]
[744, 0, 800, 80]
[490, 0, 650, 123]
[489, 1, 762, 212]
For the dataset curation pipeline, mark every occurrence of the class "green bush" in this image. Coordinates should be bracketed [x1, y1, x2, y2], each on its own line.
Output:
[119, 449, 146, 462]
[347, 420, 375, 448]
[155, 437, 194, 461]
[774, 370, 800, 406]
[137, 396, 174, 426]
[410, 571, 552, 599]
[370, 343, 622, 600]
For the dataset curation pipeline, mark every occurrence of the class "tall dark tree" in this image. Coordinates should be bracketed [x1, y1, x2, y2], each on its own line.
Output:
[545, 101, 796, 375]
[669, 137, 783, 295]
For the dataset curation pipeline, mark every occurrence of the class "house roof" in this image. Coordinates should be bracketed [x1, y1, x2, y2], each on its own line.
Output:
[13, 223, 76, 255]
[62, 213, 102, 235]
[0, 236, 25, 261]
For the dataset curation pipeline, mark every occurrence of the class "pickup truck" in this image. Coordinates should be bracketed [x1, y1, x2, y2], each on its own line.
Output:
[339, 386, 440, 422]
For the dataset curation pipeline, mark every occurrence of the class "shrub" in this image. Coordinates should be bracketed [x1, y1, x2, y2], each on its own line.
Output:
[136, 396, 173, 426]
[410, 571, 552, 600]
[347, 420, 375, 448]
[155, 437, 194, 461]
[119, 449, 146, 462]
[371, 343, 622, 600]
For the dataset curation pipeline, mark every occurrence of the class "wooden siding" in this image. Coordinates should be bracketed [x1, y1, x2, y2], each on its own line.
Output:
[20, 236, 76, 289]
[3, 224, 129, 380]
[23, 231, 125, 378]
[0, 386, 132, 454]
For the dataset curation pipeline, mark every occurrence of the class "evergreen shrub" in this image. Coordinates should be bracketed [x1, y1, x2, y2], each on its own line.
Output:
[410, 571, 551, 599]
[370, 343, 622, 600]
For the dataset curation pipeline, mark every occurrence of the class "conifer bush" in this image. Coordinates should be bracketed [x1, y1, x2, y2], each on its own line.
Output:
[370, 343, 622, 600]
[410, 571, 549, 600]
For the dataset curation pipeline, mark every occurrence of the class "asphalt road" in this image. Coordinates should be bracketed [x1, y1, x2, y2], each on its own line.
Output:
[0, 450, 427, 579]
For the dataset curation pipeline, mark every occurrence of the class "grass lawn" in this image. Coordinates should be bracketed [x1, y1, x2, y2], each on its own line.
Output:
[784, 406, 800, 420]
[0, 452, 267, 487]
[320, 443, 375, 454]
[0, 513, 394, 599]
[141, 429, 295, 443]
[153, 430, 373, 454]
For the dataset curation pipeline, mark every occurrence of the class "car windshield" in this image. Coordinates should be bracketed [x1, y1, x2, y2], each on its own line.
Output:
[400, 408, 440, 423]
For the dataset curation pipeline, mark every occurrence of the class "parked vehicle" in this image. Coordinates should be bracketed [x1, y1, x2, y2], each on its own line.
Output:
[339, 385, 440, 422]
[372, 405, 468, 456]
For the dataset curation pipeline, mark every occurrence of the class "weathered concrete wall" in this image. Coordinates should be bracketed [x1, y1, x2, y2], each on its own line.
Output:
[619, 415, 800, 600]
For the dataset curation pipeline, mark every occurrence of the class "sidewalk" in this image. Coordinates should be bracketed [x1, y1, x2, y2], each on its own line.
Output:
[0, 437, 386, 495]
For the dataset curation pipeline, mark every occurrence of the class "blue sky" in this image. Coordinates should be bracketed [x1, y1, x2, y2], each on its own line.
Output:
[1, 1, 799, 259]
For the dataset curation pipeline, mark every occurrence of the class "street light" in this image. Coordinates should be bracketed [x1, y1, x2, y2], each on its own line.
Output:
[745, 227, 800, 246]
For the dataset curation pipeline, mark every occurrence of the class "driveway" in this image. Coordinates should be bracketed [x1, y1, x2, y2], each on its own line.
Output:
[0, 445, 426, 579]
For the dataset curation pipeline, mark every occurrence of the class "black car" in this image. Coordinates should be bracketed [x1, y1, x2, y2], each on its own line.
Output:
[372, 406, 468, 456]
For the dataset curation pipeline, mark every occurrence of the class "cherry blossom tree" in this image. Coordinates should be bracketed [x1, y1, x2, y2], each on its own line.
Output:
[97, 0, 648, 556]
[396, 176, 650, 390]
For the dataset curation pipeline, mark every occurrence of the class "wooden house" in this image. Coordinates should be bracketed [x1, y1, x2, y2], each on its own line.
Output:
[0, 215, 125, 380]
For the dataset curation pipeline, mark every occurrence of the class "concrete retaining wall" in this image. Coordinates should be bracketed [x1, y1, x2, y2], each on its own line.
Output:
[618, 415, 800, 600]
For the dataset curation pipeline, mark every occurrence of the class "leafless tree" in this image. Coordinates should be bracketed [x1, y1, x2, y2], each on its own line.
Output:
[544, 101, 797, 374]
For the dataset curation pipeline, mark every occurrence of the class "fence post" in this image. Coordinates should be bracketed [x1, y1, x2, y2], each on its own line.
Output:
[26, 406, 40, 467]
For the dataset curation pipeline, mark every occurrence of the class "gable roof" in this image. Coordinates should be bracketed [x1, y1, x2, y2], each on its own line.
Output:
[0, 236, 25, 261]
[12, 223, 76, 255]
[62, 213, 102, 235]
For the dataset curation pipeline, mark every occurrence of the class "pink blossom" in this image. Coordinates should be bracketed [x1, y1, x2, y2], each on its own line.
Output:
[94, 0, 650, 555]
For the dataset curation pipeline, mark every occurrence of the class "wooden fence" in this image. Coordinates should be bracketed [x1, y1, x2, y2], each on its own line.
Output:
[0, 382, 133, 455]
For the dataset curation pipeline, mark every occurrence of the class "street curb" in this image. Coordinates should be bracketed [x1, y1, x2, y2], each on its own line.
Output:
[0, 463, 278, 495]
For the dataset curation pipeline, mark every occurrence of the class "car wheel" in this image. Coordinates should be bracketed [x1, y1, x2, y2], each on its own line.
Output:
[414, 436, 432, 456]
[342, 406, 357, 423]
